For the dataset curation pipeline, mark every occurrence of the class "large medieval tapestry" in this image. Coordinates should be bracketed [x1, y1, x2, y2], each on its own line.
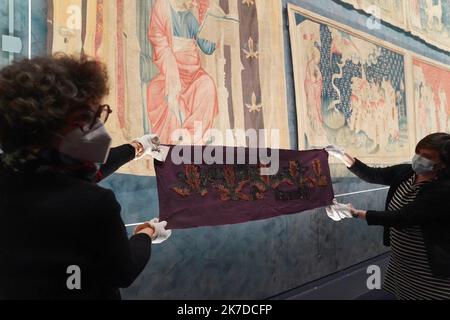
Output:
[406, 0, 450, 52]
[288, 4, 414, 165]
[47, 0, 290, 175]
[411, 56, 450, 140]
[339, 0, 408, 31]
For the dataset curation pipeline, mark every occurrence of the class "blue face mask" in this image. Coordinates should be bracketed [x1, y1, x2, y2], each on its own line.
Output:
[412, 154, 436, 175]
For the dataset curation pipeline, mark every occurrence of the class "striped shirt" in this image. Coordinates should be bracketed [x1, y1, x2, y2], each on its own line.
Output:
[383, 174, 450, 300]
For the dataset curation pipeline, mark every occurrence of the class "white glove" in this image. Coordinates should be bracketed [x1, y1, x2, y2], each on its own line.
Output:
[325, 199, 353, 221]
[134, 134, 170, 162]
[148, 218, 172, 244]
[325, 145, 355, 167]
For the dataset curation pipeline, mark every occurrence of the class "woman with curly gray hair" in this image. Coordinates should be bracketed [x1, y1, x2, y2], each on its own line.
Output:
[0, 54, 171, 300]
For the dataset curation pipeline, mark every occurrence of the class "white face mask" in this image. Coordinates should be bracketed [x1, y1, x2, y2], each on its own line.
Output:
[58, 120, 112, 164]
[412, 154, 436, 175]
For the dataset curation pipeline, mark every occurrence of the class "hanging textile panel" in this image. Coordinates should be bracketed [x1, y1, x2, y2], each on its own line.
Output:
[155, 147, 334, 229]
[338, 0, 450, 52]
[411, 56, 450, 140]
[288, 4, 414, 167]
[406, 0, 450, 53]
[47, 0, 290, 176]
[339, 0, 408, 31]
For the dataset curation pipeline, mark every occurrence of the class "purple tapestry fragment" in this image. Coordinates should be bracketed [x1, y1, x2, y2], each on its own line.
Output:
[155, 146, 334, 229]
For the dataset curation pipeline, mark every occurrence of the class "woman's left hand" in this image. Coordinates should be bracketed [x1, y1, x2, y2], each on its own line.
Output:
[131, 134, 170, 162]
[348, 204, 367, 220]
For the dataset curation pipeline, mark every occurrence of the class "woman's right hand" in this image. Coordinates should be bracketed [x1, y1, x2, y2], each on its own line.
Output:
[325, 145, 355, 167]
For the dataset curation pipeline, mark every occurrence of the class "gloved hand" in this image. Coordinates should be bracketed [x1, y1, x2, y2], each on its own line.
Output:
[148, 218, 172, 244]
[325, 145, 355, 167]
[348, 204, 367, 220]
[325, 199, 353, 221]
[133, 134, 170, 162]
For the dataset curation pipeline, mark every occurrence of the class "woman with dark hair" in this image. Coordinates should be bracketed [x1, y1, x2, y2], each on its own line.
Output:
[327, 133, 450, 300]
[0, 54, 171, 299]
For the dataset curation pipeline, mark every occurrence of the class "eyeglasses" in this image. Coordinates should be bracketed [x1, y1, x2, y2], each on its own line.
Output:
[79, 104, 112, 131]
[94, 104, 112, 127]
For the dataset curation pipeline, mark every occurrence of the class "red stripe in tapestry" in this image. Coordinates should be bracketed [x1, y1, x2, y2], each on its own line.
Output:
[155, 147, 334, 229]
[238, 1, 264, 140]
[94, 0, 104, 60]
[116, 0, 126, 129]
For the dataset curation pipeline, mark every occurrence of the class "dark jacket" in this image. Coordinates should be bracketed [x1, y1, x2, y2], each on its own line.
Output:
[0, 144, 151, 300]
[349, 158, 450, 278]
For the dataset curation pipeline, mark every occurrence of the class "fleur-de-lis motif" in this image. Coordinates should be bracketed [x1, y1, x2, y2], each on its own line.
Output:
[246, 92, 262, 113]
[242, 0, 255, 6]
[243, 37, 259, 60]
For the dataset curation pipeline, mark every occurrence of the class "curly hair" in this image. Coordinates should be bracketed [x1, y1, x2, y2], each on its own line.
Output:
[0, 53, 109, 155]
